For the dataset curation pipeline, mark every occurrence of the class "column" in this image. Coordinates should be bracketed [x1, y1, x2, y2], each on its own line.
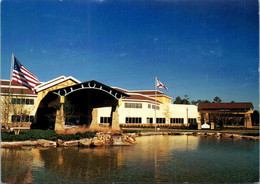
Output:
[54, 96, 65, 131]
[111, 105, 121, 131]
[89, 108, 99, 129]
[244, 112, 253, 128]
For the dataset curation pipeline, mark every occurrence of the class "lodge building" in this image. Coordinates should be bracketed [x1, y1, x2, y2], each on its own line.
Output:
[1, 76, 254, 130]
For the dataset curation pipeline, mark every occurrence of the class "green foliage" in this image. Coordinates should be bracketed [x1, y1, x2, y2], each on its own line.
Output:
[173, 95, 191, 104]
[122, 130, 140, 133]
[1, 130, 96, 141]
[213, 96, 222, 103]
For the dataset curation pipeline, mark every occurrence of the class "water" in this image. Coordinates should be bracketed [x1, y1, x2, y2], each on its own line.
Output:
[1, 135, 259, 183]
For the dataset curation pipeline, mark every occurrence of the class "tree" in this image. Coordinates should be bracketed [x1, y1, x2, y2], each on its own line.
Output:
[1, 89, 33, 131]
[213, 96, 222, 103]
[173, 95, 191, 104]
[173, 96, 183, 104]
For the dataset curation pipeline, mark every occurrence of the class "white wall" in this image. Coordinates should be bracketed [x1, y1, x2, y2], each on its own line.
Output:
[97, 102, 199, 125]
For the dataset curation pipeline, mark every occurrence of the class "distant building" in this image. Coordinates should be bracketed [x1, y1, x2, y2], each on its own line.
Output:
[198, 102, 254, 128]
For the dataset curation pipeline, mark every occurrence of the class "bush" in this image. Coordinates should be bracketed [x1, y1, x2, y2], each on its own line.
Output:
[1, 130, 96, 141]
[122, 130, 140, 133]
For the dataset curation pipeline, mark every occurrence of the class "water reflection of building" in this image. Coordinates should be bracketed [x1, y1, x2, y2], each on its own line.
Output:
[1, 148, 44, 183]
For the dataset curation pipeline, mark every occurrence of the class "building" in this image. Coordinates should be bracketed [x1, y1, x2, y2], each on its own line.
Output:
[198, 102, 254, 129]
[1, 76, 198, 130]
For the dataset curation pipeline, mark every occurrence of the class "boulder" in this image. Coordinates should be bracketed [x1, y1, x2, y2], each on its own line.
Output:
[79, 138, 92, 147]
[63, 140, 79, 147]
[125, 137, 137, 144]
[92, 139, 105, 147]
[23, 141, 37, 146]
[1, 141, 24, 148]
[37, 139, 57, 147]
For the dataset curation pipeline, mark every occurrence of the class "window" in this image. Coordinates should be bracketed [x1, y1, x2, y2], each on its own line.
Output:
[148, 104, 151, 108]
[170, 118, 184, 124]
[11, 115, 34, 123]
[125, 117, 142, 124]
[22, 115, 30, 122]
[152, 105, 160, 110]
[12, 115, 20, 122]
[100, 117, 111, 124]
[125, 103, 142, 109]
[11, 98, 34, 105]
[156, 118, 166, 124]
[146, 117, 153, 124]
[188, 118, 197, 124]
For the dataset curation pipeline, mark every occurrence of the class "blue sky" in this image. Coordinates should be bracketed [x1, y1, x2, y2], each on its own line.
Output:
[1, 0, 259, 109]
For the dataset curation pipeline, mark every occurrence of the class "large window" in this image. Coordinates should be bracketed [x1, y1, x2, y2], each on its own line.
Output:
[156, 118, 166, 124]
[148, 104, 159, 110]
[125, 103, 142, 109]
[146, 117, 153, 124]
[188, 118, 197, 124]
[170, 118, 184, 124]
[100, 117, 111, 124]
[125, 117, 142, 124]
[12, 115, 34, 123]
[12, 98, 34, 105]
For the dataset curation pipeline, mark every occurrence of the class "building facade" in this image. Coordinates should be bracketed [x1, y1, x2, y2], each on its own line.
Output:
[1, 76, 254, 130]
[1, 76, 199, 129]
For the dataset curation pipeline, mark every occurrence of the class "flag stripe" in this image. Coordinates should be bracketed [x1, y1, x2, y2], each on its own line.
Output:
[13, 70, 38, 86]
[11, 55, 39, 92]
[21, 67, 39, 82]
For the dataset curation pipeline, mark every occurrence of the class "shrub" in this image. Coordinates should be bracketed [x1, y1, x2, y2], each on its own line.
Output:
[1, 130, 96, 141]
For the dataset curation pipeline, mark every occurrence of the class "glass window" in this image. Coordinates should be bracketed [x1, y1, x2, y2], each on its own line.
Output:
[11, 98, 16, 104]
[12, 115, 20, 122]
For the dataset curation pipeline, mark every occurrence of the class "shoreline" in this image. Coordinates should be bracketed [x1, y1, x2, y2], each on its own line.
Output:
[1, 130, 259, 148]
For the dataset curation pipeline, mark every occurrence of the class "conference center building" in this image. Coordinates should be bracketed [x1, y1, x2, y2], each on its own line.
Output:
[1, 76, 199, 130]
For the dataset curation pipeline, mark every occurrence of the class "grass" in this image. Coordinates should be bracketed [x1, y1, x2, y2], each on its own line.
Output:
[1, 130, 96, 141]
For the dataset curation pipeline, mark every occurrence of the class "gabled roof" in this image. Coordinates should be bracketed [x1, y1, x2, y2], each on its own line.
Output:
[35, 76, 81, 92]
[49, 80, 129, 100]
[198, 102, 253, 110]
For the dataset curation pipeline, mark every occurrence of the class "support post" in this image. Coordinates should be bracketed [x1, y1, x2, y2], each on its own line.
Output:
[89, 108, 99, 129]
[111, 105, 120, 130]
[244, 112, 253, 129]
[210, 122, 215, 130]
[54, 96, 65, 131]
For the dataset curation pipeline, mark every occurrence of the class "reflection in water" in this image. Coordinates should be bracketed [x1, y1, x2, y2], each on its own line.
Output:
[1, 135, 259, 183]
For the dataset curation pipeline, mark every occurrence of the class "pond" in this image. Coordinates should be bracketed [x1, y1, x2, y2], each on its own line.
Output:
[1, 135, 259, 183]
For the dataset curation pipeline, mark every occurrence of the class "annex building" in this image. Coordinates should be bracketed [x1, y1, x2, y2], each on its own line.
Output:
[1, 76, 254, 130]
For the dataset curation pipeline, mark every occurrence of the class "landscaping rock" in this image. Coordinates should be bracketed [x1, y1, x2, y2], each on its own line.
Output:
[1, 142, 24, 148]
[79, 138, 92, 147]
[23, 141, 37, 146]
[92, 139, 105, 147]
[63, 140, 79, 147]
[125, 137, 137, 144]
[37, 139, 57, 147]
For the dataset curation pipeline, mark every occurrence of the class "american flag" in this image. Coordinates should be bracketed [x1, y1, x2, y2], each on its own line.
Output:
[156, 77, 168, 90]
[11, 54, 40, 91]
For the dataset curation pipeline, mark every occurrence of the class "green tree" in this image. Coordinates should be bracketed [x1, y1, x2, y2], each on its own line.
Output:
[173, 96, 183, 104]
[213, 96, 222, 103]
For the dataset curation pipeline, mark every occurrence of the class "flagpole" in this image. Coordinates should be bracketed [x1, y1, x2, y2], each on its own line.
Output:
[7, 52, 14, 130]
[154, 76, 157, 131]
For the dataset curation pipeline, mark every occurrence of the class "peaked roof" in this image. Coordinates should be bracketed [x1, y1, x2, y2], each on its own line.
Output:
[198, 102, 253, 110]
[49, 80, 129, 99]
[35, 76, 81, 92]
